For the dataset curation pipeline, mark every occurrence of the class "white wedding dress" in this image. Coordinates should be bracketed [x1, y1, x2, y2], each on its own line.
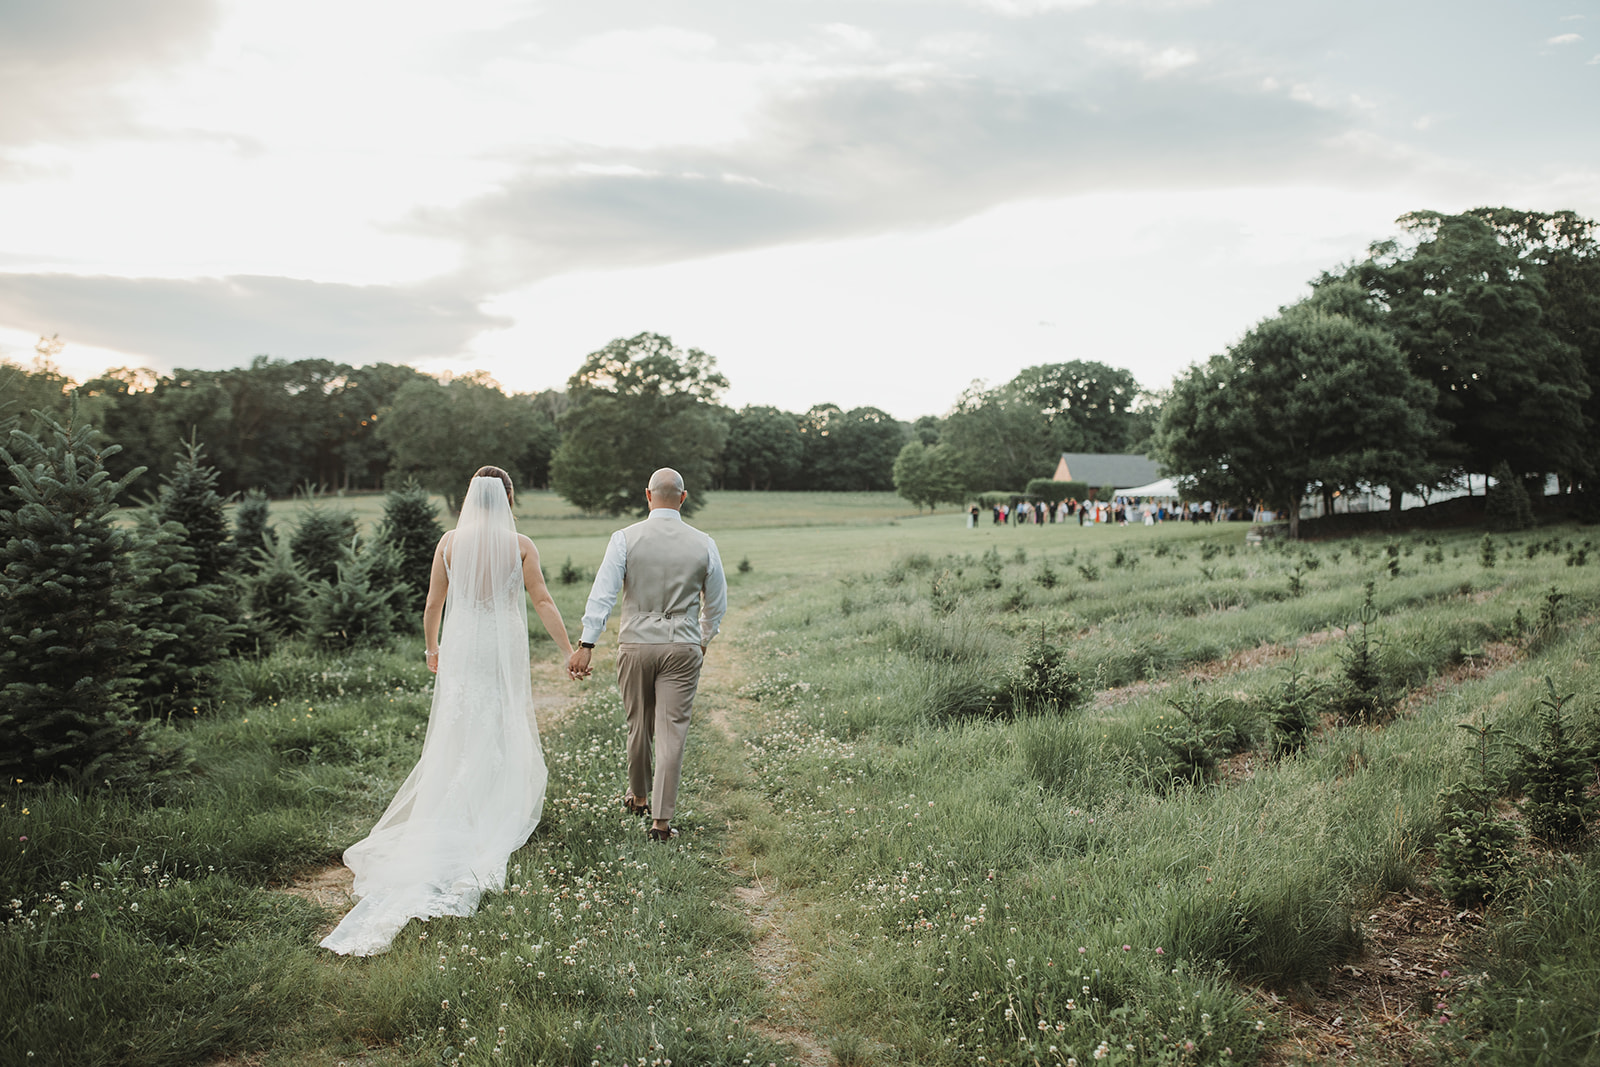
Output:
[321, 478, 547, 956]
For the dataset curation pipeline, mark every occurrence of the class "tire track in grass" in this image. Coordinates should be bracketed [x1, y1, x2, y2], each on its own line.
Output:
[698, 611, 832, 1067]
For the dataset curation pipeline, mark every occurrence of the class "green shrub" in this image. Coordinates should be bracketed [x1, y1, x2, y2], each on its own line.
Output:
[246, 538, 312, 636]
[153, 436, 236, 585]
[1151, 685, 1260, 784]
[309, 547, 401, 650]
[980, 545, 1003, 589]
[1263, 664, 1321, 758]
[1023, 478, 1088, 505]
[1512, 680, 1595, 847]
[559, 556, 585, 585]
[1330, 586, 1394, 725]
[1485, 460, 1534, 531]
[376, 480, 442, 616]
[1434, 777, 1520, 906]
[129, 512, 234, 719]
[0, 416, 176, 785]
[287, 499, 357, 583]
[232, 489, 274, 574]
[1006, 631, 1087, 715]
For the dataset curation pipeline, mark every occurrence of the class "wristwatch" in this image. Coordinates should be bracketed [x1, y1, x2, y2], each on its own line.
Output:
[579, 641, 595, 649]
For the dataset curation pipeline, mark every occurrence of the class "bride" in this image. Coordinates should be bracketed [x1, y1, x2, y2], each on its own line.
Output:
[321, 467, 574, 956]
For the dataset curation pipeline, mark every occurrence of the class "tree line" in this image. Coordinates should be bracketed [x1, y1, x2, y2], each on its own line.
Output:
[1154, 208, 1600, 537]
[10, 205, 1589, 528]
[2, 334, 1153, 513]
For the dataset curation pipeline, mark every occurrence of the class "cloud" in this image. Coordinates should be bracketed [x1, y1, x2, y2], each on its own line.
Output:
[1547, 32, 1583, 44]
[0, 272, 507, 368]
[1087, 35, 1200, 77]
[417, 69, 1346, 285]
[0, 0, 219, 150]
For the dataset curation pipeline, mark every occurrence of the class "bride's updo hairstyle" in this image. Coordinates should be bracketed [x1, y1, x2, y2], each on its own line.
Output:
[473, 465, 515, 506]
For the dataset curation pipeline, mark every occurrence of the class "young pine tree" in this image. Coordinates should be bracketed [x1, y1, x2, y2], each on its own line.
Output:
[289, 499, 358, 583]
[1514, 680, 1595, 847]
[378, 480, 443, 618]
[0, 416, 169, 784]
[247, 537, 312, 636]
[1485, 460, 1535, 532]
[129, 511, 233, 719]
[233, 489, 275, 574]
[310, 541, 401, 650]
[154, 435, 235, 584]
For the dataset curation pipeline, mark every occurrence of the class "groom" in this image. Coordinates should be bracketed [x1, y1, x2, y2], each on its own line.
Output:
[567, 468, 727, 841]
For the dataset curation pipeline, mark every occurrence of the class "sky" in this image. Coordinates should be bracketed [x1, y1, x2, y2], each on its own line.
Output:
[0, 0, 1596, 421]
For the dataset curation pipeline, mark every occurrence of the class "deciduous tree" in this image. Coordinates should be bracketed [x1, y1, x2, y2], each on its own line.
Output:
[1154, 294, 1438, 538]
[892, 441, 965, 511]
[548, 333, 729, 516]
[1341, 211, 1589, 492]
[723, 406, 803, 490]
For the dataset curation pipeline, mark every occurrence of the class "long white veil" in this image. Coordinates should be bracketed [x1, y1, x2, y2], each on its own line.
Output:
[321, 477, 547, 956]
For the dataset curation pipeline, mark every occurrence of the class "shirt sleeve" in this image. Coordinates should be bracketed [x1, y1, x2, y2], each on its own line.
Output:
[579, 531, 628, 645]
[699, 536, 728, 645]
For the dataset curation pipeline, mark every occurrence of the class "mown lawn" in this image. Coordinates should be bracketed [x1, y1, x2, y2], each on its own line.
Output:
[3, 502, 1598, 1066]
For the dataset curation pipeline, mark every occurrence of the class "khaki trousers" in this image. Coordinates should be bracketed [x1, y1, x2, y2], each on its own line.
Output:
[616, 642, 704, 821]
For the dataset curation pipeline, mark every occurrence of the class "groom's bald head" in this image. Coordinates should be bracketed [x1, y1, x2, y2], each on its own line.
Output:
[645, 468, 688, 511]
[648, 468, 685, 496]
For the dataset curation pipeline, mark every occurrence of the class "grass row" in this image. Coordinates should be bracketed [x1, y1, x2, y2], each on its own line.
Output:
[726, 522, 1600, 1065]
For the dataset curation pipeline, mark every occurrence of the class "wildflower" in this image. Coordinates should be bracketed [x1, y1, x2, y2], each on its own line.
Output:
[1155, 947, 1165, 955]
[89, 973, 99, 979]
[1122, 944, 1131, 951]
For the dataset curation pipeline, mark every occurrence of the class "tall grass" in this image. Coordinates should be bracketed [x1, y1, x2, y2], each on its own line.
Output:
[731, 522, 1600, 1063]
[5, 512, 1597, 1065]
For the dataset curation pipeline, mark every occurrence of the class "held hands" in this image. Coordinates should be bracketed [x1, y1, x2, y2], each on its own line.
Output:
[567, 647, 592, 680]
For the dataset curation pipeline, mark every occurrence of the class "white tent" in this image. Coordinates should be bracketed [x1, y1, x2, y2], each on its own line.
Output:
[1115, 477, 1181, 498]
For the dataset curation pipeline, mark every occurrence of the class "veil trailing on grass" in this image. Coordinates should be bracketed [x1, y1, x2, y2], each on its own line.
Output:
[321, 477, 546, 956]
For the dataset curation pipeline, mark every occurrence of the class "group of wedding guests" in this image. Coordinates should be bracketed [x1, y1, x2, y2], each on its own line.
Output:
[970, 497, 1222, 528]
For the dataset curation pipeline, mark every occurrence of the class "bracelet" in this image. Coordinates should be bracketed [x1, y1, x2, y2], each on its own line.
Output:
[424, 649, 439, 660]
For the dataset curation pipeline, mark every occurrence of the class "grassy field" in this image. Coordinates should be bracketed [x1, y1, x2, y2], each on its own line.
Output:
[4, 495, 1599, 1066]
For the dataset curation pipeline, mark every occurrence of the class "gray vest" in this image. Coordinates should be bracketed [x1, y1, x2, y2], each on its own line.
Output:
[619, 515, 711, 644]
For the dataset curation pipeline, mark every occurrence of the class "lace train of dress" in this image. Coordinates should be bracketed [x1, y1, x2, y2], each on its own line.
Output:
[321, 481, 546, 956]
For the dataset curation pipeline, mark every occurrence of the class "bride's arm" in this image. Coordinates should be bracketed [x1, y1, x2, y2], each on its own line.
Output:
[422, 534, 450, 673]
[520, 535, 574, 660]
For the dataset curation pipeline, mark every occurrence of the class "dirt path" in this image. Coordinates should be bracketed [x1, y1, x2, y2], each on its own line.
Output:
[699, 616, 832, 1067]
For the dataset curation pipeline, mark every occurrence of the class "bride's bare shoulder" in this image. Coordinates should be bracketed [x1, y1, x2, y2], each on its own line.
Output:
[517, 533, 536, 558]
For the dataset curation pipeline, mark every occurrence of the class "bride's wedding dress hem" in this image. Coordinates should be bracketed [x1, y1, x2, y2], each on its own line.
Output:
[317, 476, 548, 958]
